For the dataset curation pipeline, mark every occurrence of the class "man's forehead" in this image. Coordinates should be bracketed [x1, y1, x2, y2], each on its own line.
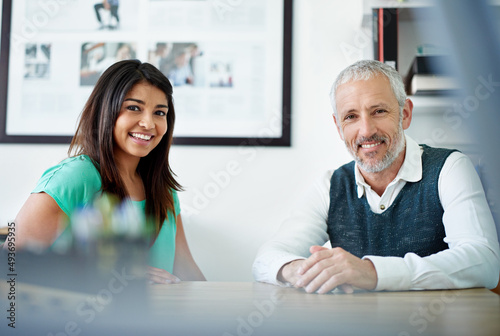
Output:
[336, 77, 396, 109]
[337, 74, 390, 91]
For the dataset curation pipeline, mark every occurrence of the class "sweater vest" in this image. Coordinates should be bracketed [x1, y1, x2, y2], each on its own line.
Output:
[326, 145, 456, 258]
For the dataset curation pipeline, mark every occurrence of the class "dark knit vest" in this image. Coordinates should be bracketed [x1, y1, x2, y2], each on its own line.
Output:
[326, 145, 456, 258]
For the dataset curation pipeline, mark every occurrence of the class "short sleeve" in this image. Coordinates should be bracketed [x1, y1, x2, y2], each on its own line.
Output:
[172, 189, 181, 216]
[32, 155, 102, 216]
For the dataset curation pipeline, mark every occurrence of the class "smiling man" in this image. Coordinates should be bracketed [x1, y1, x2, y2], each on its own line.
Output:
[253, 60, 500, 293]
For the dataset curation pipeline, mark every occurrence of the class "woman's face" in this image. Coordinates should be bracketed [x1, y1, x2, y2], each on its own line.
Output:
[113, 82, 169, 164]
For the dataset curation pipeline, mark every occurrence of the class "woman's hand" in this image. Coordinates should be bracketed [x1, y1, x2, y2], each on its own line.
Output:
[147, 266, 181, 284]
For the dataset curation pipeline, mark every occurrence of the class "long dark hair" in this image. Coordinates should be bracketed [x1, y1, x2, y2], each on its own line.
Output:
[69, 59, 181, 235]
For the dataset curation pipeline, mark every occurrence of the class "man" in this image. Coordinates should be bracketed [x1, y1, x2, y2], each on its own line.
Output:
[253, 60, 500, 293]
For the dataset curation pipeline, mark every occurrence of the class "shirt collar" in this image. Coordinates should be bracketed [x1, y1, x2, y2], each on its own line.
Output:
[354, 134, 423, 198]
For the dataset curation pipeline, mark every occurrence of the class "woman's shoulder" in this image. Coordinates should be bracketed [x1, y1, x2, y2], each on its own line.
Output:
[171, 188, 181, 216]
[35, 155, 101, 188]
[32, 155, 102, 215]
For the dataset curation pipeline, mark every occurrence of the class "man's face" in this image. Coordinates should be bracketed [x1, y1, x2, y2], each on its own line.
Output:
[333, 75, 412, 173]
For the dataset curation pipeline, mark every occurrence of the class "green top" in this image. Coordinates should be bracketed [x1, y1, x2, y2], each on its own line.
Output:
[32, 155, 179, 273]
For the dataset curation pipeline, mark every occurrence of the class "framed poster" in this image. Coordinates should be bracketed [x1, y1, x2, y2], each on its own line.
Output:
[0, 0, 292, 146]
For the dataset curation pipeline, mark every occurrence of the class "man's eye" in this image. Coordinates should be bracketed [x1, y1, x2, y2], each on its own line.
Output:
[344, 114, 355, 121]
[375, 109, 386, 114]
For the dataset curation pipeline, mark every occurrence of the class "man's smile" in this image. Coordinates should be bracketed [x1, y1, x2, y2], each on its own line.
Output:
[360, 142, 383, 149]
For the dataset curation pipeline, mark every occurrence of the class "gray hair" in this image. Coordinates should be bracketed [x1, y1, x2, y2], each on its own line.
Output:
[329, 60, 406, 118]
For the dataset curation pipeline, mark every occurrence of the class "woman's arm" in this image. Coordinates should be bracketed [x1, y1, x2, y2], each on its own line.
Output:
[11, 192, 66, 249]
[173, 215, 206, 281]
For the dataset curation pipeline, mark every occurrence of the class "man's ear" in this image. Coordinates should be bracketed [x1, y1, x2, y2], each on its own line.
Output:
[333, 113, 344, 141]
[402, 98, 413, 130]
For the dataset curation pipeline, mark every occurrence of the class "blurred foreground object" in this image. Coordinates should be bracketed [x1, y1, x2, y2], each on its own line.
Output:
[0, 193, 152, 335]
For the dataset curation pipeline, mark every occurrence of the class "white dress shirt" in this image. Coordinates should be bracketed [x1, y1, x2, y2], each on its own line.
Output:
[253, 135, 500, 291]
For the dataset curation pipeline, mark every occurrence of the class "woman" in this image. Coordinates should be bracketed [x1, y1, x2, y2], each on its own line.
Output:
[14, 59, 205, 283]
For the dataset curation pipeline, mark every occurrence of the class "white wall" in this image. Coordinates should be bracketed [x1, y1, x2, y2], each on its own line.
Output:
[0, 0, 369, 281]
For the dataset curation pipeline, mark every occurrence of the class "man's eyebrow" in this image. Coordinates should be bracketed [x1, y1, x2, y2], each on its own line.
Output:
[340, 103, 392, 115]
[370, 103, 391, 109]
[343, 108, 357, 114]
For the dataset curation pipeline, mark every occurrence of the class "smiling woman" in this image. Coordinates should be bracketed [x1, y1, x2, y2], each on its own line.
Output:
[10, 60, 205, 284]
[112, 82, 169, 201]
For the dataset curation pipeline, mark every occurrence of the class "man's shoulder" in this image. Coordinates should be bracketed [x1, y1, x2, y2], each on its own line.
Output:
[419, 144, 463, 165]
[325, 161, 356, 187]
[420, 144, 459, 156]
[333, 160, 356, 176]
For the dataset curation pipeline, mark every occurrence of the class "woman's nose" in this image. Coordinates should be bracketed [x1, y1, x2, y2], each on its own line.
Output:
[138, 113, 154, 129]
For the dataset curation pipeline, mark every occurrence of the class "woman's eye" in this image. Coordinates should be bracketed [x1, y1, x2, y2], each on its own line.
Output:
[344, 114, 355, 121]
[127, 105, 140, 111]
[155, 110, 167, 116]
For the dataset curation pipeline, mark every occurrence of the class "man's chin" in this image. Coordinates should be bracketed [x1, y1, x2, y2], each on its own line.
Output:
[349, 149, 385, 172]
[357, 158, 386, 173]
[358, 152, 382, 164]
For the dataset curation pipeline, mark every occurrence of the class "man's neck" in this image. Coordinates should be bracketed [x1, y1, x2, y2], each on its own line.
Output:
[359, 149, 406, 197]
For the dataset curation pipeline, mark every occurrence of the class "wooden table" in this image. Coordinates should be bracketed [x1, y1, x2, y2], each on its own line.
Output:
[147, 282, 500, 336]
[1, 279, 499, 335]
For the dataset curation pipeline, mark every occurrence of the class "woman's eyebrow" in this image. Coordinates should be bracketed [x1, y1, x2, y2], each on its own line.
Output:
[124, 98, 145, 104]
[124, 98, 168, 109]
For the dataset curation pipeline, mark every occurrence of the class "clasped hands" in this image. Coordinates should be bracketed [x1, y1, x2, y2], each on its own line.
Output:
[278, 246, 378, 294]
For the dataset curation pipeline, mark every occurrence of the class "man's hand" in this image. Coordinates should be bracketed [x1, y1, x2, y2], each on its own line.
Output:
[292, 246, 377, 294]
[278, 259, 306, 285]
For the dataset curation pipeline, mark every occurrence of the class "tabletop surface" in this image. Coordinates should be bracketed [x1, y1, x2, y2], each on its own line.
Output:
[3, 280, 499, 336]
[146, 282, 500, 336]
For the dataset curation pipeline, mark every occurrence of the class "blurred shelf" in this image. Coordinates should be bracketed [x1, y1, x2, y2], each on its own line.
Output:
[408, 95, 460, 114]
[361, 0, 435, 28]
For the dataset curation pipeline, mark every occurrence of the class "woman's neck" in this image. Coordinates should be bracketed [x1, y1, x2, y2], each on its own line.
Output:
[114, 152, 144, 201]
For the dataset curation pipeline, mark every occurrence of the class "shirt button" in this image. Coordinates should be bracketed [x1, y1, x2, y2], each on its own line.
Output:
[380, 205, 386, 210]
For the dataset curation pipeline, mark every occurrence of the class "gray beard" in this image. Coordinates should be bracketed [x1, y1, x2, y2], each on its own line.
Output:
[348, 127, 406, 173]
